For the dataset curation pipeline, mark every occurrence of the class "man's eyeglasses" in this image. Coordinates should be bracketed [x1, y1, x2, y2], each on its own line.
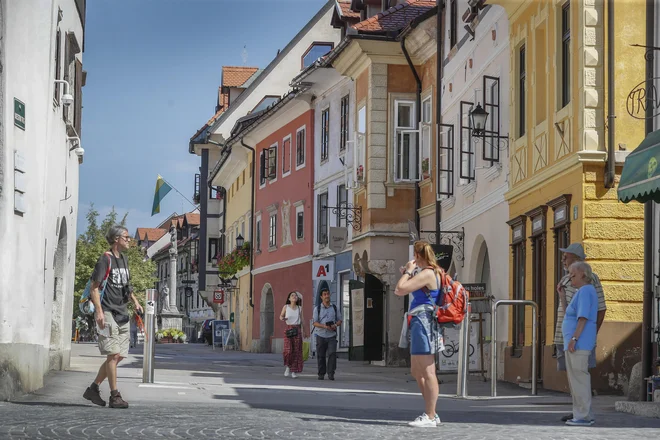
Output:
[120, 236, 131, 241]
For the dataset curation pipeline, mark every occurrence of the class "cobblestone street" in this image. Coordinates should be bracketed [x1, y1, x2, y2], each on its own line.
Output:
[0, 344, 658, 439]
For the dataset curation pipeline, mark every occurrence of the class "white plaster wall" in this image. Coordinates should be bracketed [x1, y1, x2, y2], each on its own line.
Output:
[0, 0, 83, 396]
[439, 4, 511, 372]
[313, 77, 355, 256]
[210, 4, 339, 141]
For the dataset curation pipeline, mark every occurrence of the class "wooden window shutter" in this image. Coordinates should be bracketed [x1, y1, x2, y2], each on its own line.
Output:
[74, 59, 83, 136]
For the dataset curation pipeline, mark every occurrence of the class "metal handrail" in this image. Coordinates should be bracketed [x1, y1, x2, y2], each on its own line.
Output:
[490, 299, 538, 397]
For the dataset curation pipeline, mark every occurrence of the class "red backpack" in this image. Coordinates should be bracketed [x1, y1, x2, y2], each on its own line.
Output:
[422, 268, 469, 326]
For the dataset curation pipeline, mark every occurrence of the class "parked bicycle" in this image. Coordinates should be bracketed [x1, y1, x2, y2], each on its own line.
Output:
[442, 340, 475, 358]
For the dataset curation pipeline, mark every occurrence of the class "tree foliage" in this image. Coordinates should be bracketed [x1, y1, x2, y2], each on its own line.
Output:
[73, 205, 156, 319]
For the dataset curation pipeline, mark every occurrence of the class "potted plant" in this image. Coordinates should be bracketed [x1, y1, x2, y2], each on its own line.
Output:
[356, 165, 364, 182]
[217, 242, 251, 276]
[422, 158, 430, 179]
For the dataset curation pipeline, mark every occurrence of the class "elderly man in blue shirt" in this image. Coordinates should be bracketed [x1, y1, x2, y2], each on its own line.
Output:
[313, 289, 342, 380]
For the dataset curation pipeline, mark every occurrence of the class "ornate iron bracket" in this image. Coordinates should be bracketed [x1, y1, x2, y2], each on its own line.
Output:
[419, 227, 465, 268]
[471, 129, 510, 152]
[323, 203, 363, 232]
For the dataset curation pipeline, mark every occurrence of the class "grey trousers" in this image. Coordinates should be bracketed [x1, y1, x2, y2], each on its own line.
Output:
[316, 336, 337, 377]
[566, 350, 593, 421]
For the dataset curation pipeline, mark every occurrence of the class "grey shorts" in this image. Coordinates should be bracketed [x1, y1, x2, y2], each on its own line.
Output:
[98, 311, 130, 358]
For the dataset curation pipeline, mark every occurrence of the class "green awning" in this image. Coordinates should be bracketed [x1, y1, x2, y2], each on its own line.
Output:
[618, 129, 660, 203]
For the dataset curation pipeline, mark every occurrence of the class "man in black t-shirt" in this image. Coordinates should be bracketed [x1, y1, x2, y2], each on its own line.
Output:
[82, 225, 143, 409]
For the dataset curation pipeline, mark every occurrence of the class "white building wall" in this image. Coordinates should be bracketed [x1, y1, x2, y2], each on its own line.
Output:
[313, 77, 355, 256]
[439, 4, 511, 377]
[210, 4, 339, 141]
[0, 0, 84, 399]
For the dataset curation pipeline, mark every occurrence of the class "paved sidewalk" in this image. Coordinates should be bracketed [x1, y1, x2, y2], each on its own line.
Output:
[0, 342, 658, 439]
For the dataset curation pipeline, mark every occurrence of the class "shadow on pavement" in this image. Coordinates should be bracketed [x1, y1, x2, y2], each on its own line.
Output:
[6, 401, 92, 409]
[210, 387, 660, 429]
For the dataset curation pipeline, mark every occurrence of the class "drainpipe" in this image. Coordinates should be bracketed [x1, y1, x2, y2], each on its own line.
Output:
[435, 1, 445, 244]
[241, 139, 257, 308]
[604, 0, 616, 188]
[641, 0, 656, 401]
[401, 37, 422, 233]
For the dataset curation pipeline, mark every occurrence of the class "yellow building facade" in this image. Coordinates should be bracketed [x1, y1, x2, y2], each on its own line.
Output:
[219, 154, 254, 352]
[494, 0, 647, 392]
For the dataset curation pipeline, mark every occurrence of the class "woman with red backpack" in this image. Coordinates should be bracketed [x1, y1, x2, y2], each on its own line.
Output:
[395, 240, 445, 428]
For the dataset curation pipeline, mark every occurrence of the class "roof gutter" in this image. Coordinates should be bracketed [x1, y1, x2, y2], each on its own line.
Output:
[206, 89, 302, 186]
[401, 35, 422, 235]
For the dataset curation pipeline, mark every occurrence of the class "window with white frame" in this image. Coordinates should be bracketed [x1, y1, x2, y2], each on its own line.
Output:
[438, 123, 455, 198]
[296, 127, 306, 168]
[340, 95, 349, 152]
[317, 192, 328, 245]
[268, 143, 277, 181]
[282, 136, 291, 176]
[421, 96, 432, 180]
[394, 100, 420, 182]
[296, 204, 304, 240]
[355, 105, 366, 183]
[459, 101, 476, 185]
[269, 213, 277, 248]
[337, 184, 348, 228]
[321, 108, 330, 161]
[255, 214, 262, 251]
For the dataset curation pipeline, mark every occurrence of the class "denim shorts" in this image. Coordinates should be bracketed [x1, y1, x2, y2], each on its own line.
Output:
[410, 316, 434, 355]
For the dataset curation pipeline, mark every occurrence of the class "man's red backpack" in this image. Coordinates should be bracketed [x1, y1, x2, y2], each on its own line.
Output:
[423, 268, 469, 326]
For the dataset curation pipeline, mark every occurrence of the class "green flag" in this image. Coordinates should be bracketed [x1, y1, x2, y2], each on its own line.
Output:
[152, 175, 172, 216]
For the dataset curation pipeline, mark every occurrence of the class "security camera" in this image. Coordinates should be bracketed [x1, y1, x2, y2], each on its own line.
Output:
[73, 146, 84, 157]
[62, 93, 74, 106]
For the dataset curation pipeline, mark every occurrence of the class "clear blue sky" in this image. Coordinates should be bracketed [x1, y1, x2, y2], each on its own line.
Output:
[78, 0, 328, 235]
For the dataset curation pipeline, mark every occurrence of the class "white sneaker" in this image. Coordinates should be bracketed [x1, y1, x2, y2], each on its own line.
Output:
[291, 372, 298, 379]
[434, 414, 442, 426]
[284, 367, 290, 377]
[408, 413, 437, 428]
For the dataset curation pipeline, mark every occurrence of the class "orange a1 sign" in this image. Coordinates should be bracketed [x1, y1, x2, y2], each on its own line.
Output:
[312, 260, 334, 281]
[213, 289, 225, 304]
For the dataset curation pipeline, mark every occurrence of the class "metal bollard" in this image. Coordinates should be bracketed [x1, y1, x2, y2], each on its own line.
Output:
[490, 299, 538, 397]
[142, 289, 156, 383]
[456, 306, 471, 398]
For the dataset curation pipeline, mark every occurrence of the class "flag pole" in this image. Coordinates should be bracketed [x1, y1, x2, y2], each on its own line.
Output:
[161, 176, 198, 209]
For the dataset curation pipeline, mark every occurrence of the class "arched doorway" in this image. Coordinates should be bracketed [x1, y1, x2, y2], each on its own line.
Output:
[259, 284, 274, 352]
[50, 218, 67, 370]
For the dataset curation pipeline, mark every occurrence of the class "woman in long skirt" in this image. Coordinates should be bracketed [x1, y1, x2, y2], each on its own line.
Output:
[280, 291, 305, 378]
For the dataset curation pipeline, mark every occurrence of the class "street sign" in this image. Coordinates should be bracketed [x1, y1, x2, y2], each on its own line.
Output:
[312, 259, 334, 281]
[328, 227, 348, 253]
[181, 280, 196, 284]
[14, 98, 25, 130]
[462, 283, 487, 299]
[213, 289, 225, 304]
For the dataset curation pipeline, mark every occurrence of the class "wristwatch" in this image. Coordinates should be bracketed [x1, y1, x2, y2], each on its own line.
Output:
[571, 336, 578, 342]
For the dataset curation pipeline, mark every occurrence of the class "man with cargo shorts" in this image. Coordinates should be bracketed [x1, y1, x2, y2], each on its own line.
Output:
[555, 243, 606, 421]
[83, 225, 143, 409]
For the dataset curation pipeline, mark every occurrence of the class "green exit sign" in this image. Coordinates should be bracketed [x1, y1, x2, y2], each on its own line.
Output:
[14, 98, 25, 130]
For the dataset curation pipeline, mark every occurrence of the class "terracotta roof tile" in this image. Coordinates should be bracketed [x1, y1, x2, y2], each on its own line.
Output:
[184, 213, 200, 226]
[352, 0, 435, 33]
[135, 228, 168, 242]
[337, 0, 361, 19]
[222, 66, 260, 88]
[190, 108, 225, 141]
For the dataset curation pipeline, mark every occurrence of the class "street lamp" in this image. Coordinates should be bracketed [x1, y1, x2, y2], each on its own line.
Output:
[230, 275, 238, 288]
[236, 234, 244, 248]
[470, 103, 489, 135]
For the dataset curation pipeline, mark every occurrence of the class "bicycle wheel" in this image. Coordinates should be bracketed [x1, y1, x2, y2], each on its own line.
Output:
[443, 344, 455, 358]
[469, 344, 475, 357]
